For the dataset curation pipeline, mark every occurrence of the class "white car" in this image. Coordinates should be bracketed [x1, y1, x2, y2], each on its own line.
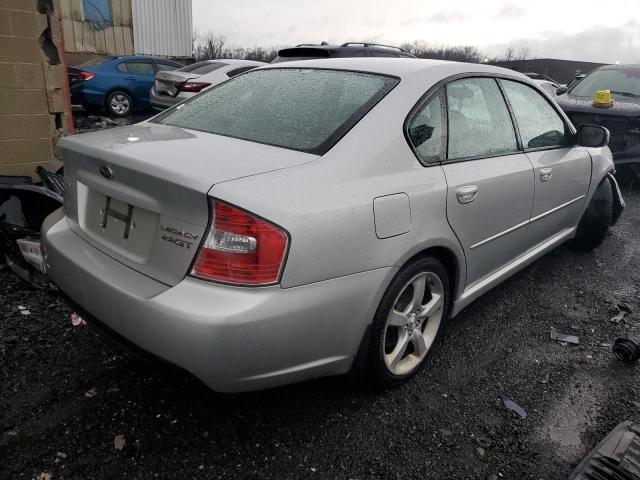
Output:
[150, 59, 265, 110]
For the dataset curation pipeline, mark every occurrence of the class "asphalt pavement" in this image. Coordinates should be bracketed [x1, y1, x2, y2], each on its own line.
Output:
[1, 182, 639, 480]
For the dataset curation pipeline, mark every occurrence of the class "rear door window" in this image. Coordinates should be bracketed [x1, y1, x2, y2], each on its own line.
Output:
[124, 62, 155, 75]
[446, 77, 518, 160]
[500, 79, 571, 149]
[154, 68, 399, 154]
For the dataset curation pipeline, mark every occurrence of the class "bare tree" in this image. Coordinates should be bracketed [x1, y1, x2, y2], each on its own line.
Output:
[193, 31, 227, 60]
[400, 41, 482, 63]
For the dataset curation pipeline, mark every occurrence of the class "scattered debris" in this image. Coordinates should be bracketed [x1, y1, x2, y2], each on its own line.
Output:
[612, 338, 640, 364]
[476, 436, 491, 449]
[439, 428, 453, 436]
[618, 302, 633, 313]
[610, 309, 627, 323]
[476, 447, 486, 457]
[107, 387, 120, 393]
[34, 473, 51, 480]
[55, 451, 67, 459]
[539, 373, 550, 384]
[501, 396, 527, 418]
[550, 328, 580, 345]
[114, 434, 126, 450]
[70, 312, 87, 327]
[84, 387, 97, 398]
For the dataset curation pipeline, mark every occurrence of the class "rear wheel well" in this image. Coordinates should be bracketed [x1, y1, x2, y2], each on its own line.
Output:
[401, 247, 459, 299]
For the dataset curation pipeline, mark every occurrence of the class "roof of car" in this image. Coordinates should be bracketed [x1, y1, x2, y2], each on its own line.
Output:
[260, 57, 529, 80]
[113, 55, 179, 62]
[198, 59, 266, 66]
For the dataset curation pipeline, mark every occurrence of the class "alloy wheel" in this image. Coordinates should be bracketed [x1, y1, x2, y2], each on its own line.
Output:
[382, 271, 445, 376]
[110, 94, 130, 115]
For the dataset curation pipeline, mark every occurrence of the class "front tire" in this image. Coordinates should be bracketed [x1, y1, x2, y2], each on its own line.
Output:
[571, 178, 613, 251]
[106, 91, 132, 117]
[366, 256, 450, 387]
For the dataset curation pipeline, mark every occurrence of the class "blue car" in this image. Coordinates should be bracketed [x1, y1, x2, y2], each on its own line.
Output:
[68, 55, 182, 116]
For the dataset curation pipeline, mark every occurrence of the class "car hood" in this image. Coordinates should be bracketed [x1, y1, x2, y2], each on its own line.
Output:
[556, 94, 640, 116]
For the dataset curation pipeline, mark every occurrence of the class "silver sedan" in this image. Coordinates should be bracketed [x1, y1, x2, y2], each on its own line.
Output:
[43, 58, 624, 392]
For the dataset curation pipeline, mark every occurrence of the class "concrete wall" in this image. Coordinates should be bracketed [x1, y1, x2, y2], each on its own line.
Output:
[0, 0, 71, 176]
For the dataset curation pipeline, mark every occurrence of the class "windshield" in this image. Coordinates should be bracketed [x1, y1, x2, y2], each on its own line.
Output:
[153, 68, 399, 154]
[570, 68, 640, 99]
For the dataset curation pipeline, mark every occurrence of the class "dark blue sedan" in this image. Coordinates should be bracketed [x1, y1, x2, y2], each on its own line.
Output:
[68, 55, 182, 116]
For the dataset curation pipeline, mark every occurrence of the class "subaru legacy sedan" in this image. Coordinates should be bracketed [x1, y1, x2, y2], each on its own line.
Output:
[43, 59, 624, 392]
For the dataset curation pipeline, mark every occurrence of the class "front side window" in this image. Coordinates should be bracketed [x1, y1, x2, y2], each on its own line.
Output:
[154, 68, 398, 154]
[500, 80, 571, 149]
[407, 94, 443, 162]
[446, 78, 518, 160]
[125, 62, 154, 75]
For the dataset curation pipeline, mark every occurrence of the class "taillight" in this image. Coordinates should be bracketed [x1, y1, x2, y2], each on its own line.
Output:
[175, 81, 211, 93]
[191, 200, 288, 286]
[80, 71, 95, 81]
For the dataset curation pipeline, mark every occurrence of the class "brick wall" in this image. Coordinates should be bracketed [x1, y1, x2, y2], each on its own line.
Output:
[0, 0, 71, 177]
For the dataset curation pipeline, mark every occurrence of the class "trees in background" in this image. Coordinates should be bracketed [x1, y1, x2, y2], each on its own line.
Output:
[191, 32, 530, 64]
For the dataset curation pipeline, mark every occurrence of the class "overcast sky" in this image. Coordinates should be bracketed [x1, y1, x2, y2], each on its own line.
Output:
[192, 0, 640, 63]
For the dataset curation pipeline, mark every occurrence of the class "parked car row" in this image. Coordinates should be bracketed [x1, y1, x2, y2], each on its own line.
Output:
[68, 42, 416, 117]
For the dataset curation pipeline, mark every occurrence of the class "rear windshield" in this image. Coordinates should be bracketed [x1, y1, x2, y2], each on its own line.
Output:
[153, 68, 399, 154]
[179, 61, 226, 75]
[570, 68, 640, 99]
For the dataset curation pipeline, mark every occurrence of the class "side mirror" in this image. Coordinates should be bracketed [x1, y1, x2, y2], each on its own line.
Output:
[579, 124, 609, 148]
[556, 86, 568, 95]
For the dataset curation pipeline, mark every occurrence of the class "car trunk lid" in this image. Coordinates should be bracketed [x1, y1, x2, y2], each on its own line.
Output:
[153, 71, 199, 97]
[58, 122, 316, 286]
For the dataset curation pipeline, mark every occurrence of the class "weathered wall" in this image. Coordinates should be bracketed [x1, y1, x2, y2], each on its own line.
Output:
[59, 0, 133, 59]
[0, 0, 71, 177]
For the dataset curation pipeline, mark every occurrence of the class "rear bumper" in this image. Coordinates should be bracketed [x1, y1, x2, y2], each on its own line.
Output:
[42, 214, 393, 392]
[149, 89, 193, 110]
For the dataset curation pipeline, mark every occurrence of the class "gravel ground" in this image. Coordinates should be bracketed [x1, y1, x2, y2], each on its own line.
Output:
[1, 183, 639, 480]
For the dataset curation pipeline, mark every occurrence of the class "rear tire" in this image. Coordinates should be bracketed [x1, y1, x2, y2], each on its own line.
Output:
[365, 256, 450, 387]
[571, 178, 613, 251]
[106, 91, 132, 117]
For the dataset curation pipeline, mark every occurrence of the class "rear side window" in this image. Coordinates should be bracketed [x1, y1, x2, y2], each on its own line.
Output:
[123, 62, 154, 75]
[500, 80, 571, 149]
[154, 68, 398, 154]
[446, 78, 518, 160]
[226, 66, 257, 78]
[407, 94, 444, 162]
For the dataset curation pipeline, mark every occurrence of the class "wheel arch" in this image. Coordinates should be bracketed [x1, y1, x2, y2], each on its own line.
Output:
[399, 245, 464, 304]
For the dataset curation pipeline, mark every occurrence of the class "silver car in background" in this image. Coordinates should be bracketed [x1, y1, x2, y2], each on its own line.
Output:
[150, 59, 265, 110]
[44, 59, 624, 393]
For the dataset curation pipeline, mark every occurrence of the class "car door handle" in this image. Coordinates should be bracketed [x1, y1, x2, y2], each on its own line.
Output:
[540, 167, 553, 182]
[456, 185, 478, 204]
[127, 76, 136, 81]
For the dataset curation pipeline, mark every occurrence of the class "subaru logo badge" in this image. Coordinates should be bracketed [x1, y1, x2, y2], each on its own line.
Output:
[100, 165, 113, 180]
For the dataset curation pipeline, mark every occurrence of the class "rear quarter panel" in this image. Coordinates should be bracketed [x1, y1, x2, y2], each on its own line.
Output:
[209, 75, 465, 290]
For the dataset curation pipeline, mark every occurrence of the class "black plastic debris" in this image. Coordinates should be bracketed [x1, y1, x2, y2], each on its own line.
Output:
[0, 166, 63, 289]
[568, 421, 640, 480]
[550, 328, 580, 345]
[613, 338, 640, 364]
[501, 396, 526, 418]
